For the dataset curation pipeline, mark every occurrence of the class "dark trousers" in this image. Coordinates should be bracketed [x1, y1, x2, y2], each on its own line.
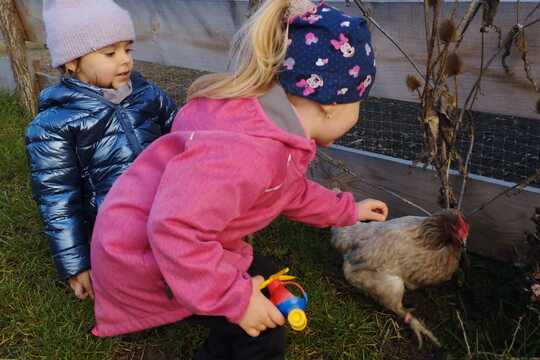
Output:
[188, 255, 286, 360]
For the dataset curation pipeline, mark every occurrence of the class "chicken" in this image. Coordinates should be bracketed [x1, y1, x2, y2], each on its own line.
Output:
[331, 210, 469, 348]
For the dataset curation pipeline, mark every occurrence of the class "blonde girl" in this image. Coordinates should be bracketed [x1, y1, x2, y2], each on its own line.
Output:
[90, 1, 386, 359]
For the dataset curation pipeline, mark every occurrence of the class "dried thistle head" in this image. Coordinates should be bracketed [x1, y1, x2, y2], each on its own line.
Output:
[536, 98, 540, 114]
[439, 19, 457, 43]
[406, 74, 422, 92]
[446, 52, 464, 76]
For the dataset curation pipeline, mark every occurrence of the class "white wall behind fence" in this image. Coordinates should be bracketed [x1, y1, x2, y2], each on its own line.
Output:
[8, 0, 540, 119]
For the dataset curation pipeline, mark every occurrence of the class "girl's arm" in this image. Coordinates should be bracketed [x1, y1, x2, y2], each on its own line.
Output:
[147, 134, 270, 324]
[282, 177, 358, 228]
[26, 117, 89, 281]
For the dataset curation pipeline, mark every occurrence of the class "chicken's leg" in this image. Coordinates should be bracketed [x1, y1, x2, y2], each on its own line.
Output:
[343, 263, 441, 348]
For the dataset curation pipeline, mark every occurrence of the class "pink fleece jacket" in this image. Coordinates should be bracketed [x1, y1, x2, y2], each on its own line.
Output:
[90, 84, 358, 337]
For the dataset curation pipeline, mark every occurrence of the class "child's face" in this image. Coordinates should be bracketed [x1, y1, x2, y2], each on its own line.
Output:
[66, 41, 134, 89]
[317, 101, 361, 147]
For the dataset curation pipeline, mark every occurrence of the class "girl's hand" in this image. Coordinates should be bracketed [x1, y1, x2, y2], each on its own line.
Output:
[68, 270, 94, 300]
[239, 276, 285, 337]
[356, 199, 388, 222]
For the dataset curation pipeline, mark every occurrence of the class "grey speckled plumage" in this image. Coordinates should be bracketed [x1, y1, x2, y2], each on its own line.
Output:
[331, 210, 468, 348]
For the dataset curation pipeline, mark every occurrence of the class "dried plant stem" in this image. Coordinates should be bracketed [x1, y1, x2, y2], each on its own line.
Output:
[422, 0, 441, 100]
[457, 117, 474, 211]
[524, 16, 540, 29]
[455, 0, 482, 50]
[524, 3, 540, 22]
[419, 1, 446, 205]
[455, 28, 527, 216]
[457, 30, 484, 211]
[449, 0, 459, 21]
[459, 25, 523, 135]
[352, 0, 535, 216]
[431, 42, 451, 86]
[423, 1, 431, 61]
[467, 169, 540, 218]
[352, 0, 427, 82]
[317, 150, 432, 216]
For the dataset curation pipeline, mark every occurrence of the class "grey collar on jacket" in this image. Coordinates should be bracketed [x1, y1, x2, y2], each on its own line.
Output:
[61, 76, 134, 105]
[101, 81, 133, 104]
[258, 83, 307, 138]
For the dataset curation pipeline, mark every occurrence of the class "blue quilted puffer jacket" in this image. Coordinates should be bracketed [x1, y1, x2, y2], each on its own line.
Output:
[26, 72, 177, 280]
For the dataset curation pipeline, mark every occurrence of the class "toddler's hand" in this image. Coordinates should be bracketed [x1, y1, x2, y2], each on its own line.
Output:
[68, 270, 94, 300]
[239, 276, 285, 337]
[357, 199, 388, 222]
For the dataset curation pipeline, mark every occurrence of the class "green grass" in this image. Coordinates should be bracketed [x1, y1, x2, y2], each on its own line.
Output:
[1, 91, 539, 359]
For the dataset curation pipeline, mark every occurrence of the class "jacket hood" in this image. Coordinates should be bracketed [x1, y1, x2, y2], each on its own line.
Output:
[177, 83, 317, 170]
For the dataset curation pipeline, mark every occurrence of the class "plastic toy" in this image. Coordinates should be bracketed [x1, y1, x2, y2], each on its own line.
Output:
[259, 267, 308, 331]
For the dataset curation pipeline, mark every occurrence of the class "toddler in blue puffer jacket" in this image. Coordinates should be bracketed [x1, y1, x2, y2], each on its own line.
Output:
[26, 0, 177, 300]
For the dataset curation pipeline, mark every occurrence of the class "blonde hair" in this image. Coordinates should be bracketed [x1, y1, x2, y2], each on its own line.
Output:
[187, 0, 294, 100]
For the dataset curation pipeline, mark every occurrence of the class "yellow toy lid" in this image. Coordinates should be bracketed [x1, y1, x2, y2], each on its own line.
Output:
[287, 309, 307, 331]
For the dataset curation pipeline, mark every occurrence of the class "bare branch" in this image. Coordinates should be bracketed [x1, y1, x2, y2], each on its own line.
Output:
[458, 30, 485, 211]
[467, 169, 540, 218]
[457, 114, 475, 211]
[352, 0, 427, 82]
[454, 0, 482, 50]
[317, 150, 433, 216]
[524, 16, 540, 29]
[524, 3, 540, 22]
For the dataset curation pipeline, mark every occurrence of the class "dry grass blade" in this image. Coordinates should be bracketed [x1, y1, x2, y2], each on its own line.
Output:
[456, 310, 472, 357]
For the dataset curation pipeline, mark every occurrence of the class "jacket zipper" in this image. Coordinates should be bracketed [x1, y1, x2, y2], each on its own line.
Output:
[63, 81, 145, 156]
[116, 108, 143, 155]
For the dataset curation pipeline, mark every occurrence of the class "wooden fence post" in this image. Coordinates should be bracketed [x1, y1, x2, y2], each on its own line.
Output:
[0, 0, 39, 116]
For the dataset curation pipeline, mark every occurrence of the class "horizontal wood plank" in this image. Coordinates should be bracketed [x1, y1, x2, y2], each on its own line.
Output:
[312, 146, 540, 262]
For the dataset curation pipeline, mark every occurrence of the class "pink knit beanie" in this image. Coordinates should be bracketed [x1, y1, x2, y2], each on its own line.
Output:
[43, 0, 136, 68]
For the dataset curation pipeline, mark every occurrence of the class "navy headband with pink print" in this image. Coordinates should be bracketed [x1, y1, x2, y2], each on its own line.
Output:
[279, 1, 376, 105]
